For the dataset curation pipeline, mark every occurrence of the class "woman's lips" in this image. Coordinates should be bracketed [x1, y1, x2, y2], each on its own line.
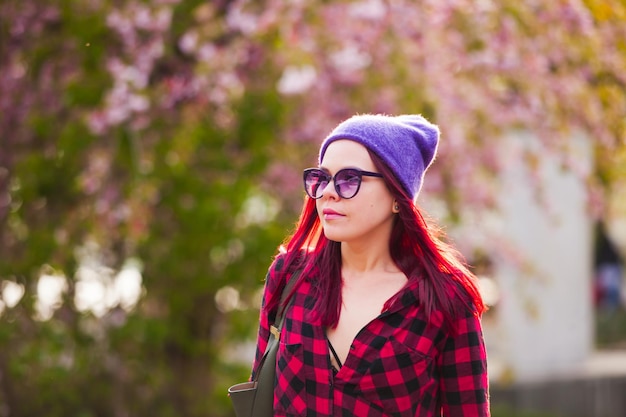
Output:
[322, 208, 344, 220]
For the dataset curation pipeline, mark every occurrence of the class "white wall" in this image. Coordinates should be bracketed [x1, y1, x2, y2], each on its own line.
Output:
[489, 131, 594, 382]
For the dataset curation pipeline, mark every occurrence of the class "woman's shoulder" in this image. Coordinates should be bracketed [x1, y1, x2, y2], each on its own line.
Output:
[409, 273, 482, 322]
[273, 247, 312, 270]
[266, 248, 311, 285]
[263, 249, 311, 312]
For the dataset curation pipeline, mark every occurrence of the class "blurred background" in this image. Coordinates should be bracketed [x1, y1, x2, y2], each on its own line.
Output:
[1, 0, 625, 416]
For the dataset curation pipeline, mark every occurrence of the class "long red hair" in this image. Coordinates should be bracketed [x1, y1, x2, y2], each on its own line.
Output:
[268, 150, 486, 332]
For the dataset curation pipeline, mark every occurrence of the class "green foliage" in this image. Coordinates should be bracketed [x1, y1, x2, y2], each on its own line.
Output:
[596, 309, 626, 348]
[0, 0, 292, 415]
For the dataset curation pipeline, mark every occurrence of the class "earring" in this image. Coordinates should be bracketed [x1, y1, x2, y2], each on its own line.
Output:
[393, 203, 400, 213]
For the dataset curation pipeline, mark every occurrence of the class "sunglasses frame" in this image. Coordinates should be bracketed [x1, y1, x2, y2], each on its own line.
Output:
[303, 167, 383, 200]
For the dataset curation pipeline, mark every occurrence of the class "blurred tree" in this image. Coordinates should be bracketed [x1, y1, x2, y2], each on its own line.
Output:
[0, 1, 292, 415]
[0, 0, 624, 416]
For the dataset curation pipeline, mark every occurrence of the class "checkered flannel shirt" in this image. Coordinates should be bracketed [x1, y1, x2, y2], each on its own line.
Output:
[252, 257, 490, 417]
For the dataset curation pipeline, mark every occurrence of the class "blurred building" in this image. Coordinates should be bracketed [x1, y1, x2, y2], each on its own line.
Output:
[455, 131, 626, 416]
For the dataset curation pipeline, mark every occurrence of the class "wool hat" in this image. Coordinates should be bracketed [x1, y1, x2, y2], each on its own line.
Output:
[319, 114, 440, 199]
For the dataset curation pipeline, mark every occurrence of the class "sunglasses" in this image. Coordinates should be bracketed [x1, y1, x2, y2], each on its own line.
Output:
[303, 168, 383, 200]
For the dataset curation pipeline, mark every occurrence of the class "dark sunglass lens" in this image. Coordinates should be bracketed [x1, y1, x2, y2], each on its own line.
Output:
[335, 169, 361, 199]
[304, 170, 329, 199]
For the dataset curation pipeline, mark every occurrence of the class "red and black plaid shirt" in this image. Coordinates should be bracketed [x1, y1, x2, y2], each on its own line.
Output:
[252, 258, 490, 417]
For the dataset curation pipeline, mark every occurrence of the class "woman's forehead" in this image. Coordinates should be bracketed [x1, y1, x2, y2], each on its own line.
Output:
[320, 140, 373, 170]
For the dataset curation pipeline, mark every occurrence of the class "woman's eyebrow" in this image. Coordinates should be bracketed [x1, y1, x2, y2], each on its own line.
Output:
[318, 166, 364, 173]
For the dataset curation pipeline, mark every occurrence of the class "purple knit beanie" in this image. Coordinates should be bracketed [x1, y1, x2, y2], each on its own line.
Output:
[319, 114, 440, 199]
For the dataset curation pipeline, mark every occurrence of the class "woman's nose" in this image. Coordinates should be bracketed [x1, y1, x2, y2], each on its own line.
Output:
[319, 179, 338, 199]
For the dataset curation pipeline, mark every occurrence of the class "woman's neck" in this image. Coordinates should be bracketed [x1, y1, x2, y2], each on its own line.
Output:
[340, 241, 398, 277]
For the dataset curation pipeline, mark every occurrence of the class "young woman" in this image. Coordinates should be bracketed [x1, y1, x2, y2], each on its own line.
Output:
[252, 114, 490, 416]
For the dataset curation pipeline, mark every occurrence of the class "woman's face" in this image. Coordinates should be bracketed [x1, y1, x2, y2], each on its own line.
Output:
[316, 140, 396, 245]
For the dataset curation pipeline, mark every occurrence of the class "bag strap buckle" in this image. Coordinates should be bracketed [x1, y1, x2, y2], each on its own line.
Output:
[270, 325, 280, 339]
